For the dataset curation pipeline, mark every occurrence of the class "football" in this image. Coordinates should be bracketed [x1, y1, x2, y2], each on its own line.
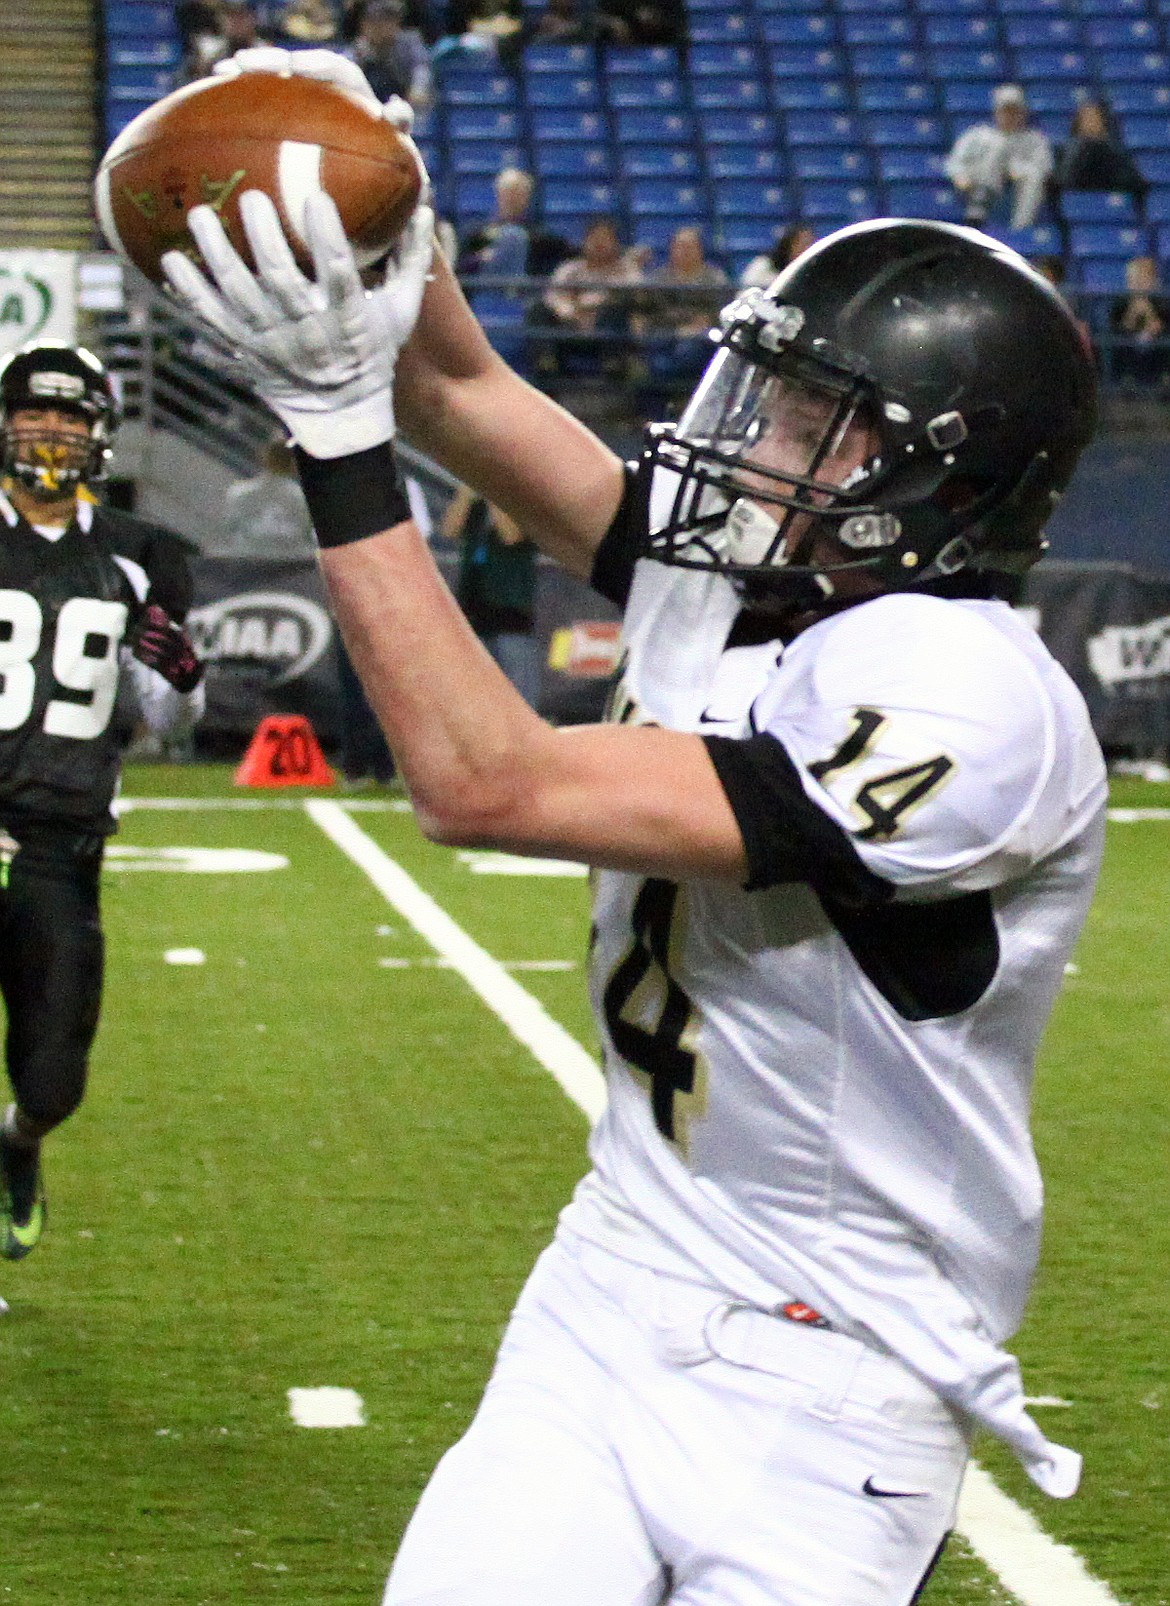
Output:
[94, 71, 423, 287]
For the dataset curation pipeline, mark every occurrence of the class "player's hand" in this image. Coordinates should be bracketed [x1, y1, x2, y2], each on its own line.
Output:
[129, 604, 204, 693]
[161, 189, 434, 459]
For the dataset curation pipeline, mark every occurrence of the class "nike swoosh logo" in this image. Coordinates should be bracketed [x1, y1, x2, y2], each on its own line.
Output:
[863, 1476, 929, 1499]
[698, 709, 734, 725]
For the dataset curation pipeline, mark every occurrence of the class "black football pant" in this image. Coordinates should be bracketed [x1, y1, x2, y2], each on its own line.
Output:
[0, 829, 104, 1133]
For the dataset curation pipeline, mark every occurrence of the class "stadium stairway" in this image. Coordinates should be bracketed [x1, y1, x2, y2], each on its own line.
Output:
[0, 0, 97, 251]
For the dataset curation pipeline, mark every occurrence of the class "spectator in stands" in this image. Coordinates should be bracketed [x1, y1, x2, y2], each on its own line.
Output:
[532, 0, 594, 44]
[458, 168, 571, 280]
[346, 0, 433, 112]
[214, 436, 317, 559]
[442, 484, 541, 708]
[637, 227, 729, 336]
[273, 0, 341, 43]
[1053, 99, 1147, 203]
[945, 83, 1053, 230]
[738, 223, 817, 290]
[1031, 255, 1093, 353]
[1110, 254, 1170, 388]
[342, 0, 443, 42]
[437, 0, 526, 66]
[595, 0, 684, 46]
[542, 215, 644, 334]
[176, 0, 274, 83]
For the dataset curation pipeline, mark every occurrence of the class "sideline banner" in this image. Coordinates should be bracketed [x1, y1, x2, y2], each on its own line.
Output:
[188, 556, 1170, 754]
[0, 251, 78, 357]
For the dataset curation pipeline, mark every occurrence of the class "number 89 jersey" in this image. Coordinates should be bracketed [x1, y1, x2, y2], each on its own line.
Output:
[0, 491, 145, 832]
[564, 551, 1107, 1496]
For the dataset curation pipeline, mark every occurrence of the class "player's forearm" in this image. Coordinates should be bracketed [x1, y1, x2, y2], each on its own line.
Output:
[319, 523, 553, 839]
[395, 253, 625, 577]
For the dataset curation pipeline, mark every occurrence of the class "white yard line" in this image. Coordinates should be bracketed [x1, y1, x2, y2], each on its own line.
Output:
[306, 800, 1122, 1606]
[305, 801, 605, 1123]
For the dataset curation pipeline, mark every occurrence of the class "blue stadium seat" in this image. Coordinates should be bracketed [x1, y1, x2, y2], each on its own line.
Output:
[850, 47, 928, 79]
[917, 0, 994, 12]
[713, 180, 792, 218]
[793, 148, 872, 181]
[1068, 223, 1150, 257]
[705, 145, 787, 179]
[448, 108, 523, 139]
[765, 46, 845, 76]
[452, 176, 498, 221]
[629, 179, 711, 217]
[523, 43, 593, 72]
[716, 220, 790, 260]
[468, 291, 531, 372]
[106, 63, 174, 96]
[691, 76, 769, 110]
[866, 113, 945, 146]
[988, 222, 1064, 255]
[606, 75, 686, 108]
[528, 107, 606, 141]
[875, 148, 948, 182]
[922, 18, 999, 47]
[616, 109, 696, 143]
[1096, 52, 1170, 83]
[107, 39, 179, 66]
[754, 0, 821, 11]
[799, 182, 880, 221]
[1084, 0, 1150, 11]
[104, 2, 175, 36]
[688, 43, 761, 75]
[1158, 223, 1170, 260]
[855, 81, 937, 112]
[836, 0, 904, 11]
[439, 71, 518, 106]
[759, 14, 837, 45]
[997, 0, 1064, 11]
[1139, 153, 1170, 187]
[533, 144, 612, 178]
[542, 178, 621, 218]
[688, 13, 755, 45]
[618, 146, 702, 179]
[1120, 116, 1170, 149]
[1003, 18, 1081, 48]
[104, 102, 156, 141]
[783, 111, 862, 144]
[525, 73, 601, 108]
[1109, 83, 1170, 115]
[449, 139, 527, 174]
[1013, 49, 1089, 81]
[769, 79, 850, 110]
[1061, 192, 1141, 225]
[940, 82, 997, 116]
[930, 48, 1009, 80]
[1077, 259, 1131, 292]
[1144, 185, 1170, 221]
[1019, 82, 1083, 115]
[884, 182, 966, 220]
[840, 16, 914, 45]
[1087, 19, 1159, 50]
[604, 47, 681, 75]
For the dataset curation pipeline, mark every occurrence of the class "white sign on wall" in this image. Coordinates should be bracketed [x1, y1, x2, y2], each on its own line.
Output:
[0, 251, 78, 358]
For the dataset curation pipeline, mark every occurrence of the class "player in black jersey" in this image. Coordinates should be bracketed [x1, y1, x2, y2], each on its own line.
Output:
[0, 342, 204, 1261]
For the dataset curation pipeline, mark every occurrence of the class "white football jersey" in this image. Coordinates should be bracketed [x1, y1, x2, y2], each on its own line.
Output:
[561, 535, 1106, 1498]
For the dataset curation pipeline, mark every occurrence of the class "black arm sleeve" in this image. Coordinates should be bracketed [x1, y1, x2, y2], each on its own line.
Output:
[704, 731, 892, 906]
[589, 460, 649, 607]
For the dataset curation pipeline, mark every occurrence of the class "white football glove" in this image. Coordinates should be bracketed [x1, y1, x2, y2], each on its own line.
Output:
[161, 189, 434, 459]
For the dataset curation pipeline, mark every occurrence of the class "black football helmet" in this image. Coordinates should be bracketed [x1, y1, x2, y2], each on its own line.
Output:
[0, 342, 118, 499]
[645, 220, 1098, 611]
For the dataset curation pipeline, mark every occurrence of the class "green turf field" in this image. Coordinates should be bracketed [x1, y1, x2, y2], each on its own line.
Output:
[0, 764, 1165, 1604]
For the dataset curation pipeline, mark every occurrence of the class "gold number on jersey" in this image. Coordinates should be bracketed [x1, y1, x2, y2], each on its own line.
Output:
[601, 878, 705, 1150]
[810, 706, 955, 841]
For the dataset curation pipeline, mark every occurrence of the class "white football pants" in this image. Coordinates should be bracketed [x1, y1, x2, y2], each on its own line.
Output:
[384, 1234, 970, 1606]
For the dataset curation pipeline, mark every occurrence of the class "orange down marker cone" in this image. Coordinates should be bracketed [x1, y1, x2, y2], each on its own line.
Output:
[234, 715, 335, 788]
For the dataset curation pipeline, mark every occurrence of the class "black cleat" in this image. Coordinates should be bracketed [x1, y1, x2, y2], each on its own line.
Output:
[0, 1133, 45, 1260]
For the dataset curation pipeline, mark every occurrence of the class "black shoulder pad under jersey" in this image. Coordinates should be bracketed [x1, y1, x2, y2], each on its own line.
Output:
[590, 459, 649, 608]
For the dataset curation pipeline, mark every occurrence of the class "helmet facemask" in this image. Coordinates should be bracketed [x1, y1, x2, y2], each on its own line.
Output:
[3, 408, 105, 501]
[647, 297, 903, 610]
